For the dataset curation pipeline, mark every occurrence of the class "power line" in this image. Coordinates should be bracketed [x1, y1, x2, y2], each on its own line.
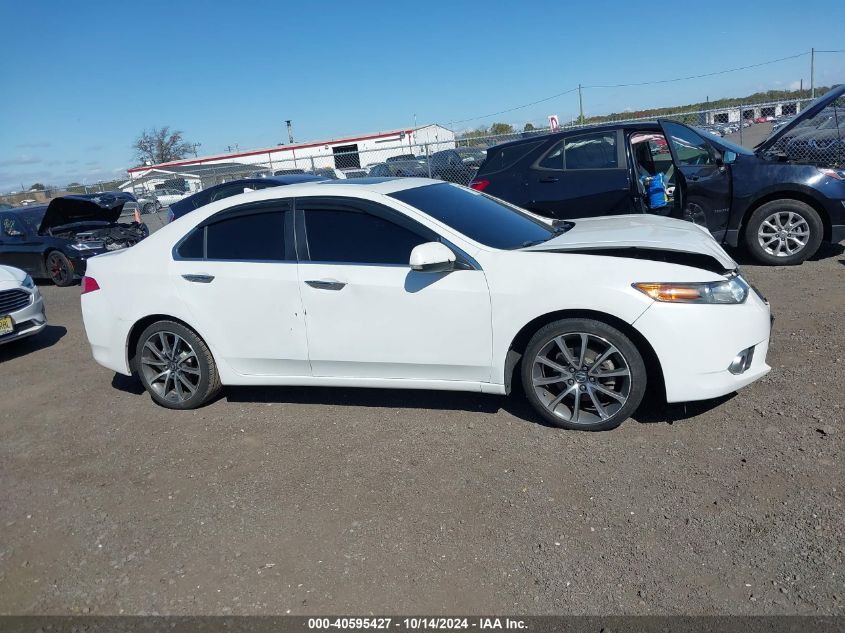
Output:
[585, 52, 809, 89]
[448, 51, 815, 127]
[447, 86, 579, 126]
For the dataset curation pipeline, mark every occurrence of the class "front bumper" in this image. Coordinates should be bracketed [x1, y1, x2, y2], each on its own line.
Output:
[633, 287, 772, 403]
[0, 288, 47, 345]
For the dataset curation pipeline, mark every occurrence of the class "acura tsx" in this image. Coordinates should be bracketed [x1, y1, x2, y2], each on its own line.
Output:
[80, 178, 772, 431]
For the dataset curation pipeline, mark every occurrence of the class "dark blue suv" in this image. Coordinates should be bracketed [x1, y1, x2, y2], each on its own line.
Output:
[471, 86, 845, 265]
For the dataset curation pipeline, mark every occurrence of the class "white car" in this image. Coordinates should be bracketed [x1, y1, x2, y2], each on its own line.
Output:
[80, 179, 772, 431]
[151, 188, 189, 208]
[0, 265, 47, 345]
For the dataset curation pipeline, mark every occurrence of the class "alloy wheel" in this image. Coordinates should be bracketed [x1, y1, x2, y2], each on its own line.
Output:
[530, 332, 632, 426]
[139, 331, 202, 404]
[757, 210, 809, 257]
[47, 253, 71, 285]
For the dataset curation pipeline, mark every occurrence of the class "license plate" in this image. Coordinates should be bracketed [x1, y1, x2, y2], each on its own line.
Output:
[0, 315, 12, 337]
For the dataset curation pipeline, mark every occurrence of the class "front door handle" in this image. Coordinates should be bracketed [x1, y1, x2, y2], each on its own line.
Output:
[539, 176, 559, 183]
[182, 274, 215, 283]
[305, 279, 346, 291]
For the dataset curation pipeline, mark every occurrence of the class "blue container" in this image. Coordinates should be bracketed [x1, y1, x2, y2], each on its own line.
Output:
[642, 173, 668, 209]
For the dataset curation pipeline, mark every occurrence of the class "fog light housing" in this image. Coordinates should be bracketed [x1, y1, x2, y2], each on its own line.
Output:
[728, 346, 755, 375]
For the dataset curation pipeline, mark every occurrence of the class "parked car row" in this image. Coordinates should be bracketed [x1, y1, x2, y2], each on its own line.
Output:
[3, 89, 843, 434]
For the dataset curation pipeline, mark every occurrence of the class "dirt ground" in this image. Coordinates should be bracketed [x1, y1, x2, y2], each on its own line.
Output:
[0, 242, 843, 616]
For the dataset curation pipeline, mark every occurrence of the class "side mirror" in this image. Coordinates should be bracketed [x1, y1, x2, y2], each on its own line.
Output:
[409, 242, 456, 273]
[722, 150, 737, 165]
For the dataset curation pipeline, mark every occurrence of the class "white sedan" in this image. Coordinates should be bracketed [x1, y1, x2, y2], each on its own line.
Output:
[0, 265, 47, 345]
[80, 179, 772, 431]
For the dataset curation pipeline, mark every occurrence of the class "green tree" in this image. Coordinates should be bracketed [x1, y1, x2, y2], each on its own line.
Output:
[490, 122, 515, 136]
[29, 183, 46, 191]
[133, 126, 195, 166]
[523, 123, 535, 132]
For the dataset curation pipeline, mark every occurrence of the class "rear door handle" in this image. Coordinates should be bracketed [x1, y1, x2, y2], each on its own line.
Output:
[182, 274, 214, 283]
[539, 176, 559, 183]
[305, 279, 346, 291]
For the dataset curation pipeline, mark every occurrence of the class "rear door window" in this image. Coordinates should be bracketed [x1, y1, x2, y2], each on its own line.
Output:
[538, 131, 619, 170]
[176, 205, 291, 261]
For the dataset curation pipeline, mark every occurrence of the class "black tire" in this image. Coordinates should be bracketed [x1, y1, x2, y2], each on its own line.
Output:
[520, 318, 647, 431]
[133, 320, 221, 410]
[142, 202, 156, 215]
[744, 199, 823, 266]
[45, 250, 74, 287]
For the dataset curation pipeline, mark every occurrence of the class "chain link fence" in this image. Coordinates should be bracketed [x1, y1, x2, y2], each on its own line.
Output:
[3, 93, 842, 210]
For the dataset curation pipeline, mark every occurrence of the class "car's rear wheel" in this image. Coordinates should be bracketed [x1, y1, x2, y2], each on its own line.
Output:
[521, 318, 646, 431]
[744, 199, 822, 265]
[142, 202, 156, 214]
[134, 320, 221, 410]
[46, 251, 74, 286]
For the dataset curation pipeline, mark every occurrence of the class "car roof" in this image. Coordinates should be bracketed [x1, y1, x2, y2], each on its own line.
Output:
[490, 121, 660, 150]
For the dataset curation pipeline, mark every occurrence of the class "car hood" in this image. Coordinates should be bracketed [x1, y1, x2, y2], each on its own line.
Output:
[0, 264, 26, 284]
[38, 195, 125, 233]
[521, 214, 737, 270]
[756, 85, 845, 153]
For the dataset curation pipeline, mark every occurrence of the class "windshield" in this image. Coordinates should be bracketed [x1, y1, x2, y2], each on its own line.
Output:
[390, 182, 556, 249]
[15, 208, 45, 232]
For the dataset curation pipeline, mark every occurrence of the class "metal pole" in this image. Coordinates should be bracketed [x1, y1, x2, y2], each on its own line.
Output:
[739, 103, 743, 146]
[810, 48, 815, 99]
[578, 84, 584, 123]
[425, 143, 431, 177]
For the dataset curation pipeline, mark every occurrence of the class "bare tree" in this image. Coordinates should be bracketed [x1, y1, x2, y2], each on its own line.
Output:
[133, 126, 195, 165]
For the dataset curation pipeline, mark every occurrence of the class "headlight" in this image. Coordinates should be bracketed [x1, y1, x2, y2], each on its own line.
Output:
[21, 274, 34, 289]
[69, 242, 96, 251]
[633, 276, 749, 304]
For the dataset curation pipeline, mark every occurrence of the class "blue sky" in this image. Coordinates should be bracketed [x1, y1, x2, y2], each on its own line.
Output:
[0, 0, 843, 191]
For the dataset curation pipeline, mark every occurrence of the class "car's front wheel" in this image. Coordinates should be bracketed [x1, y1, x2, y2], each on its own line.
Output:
[521, 318, 647, 431]
[744, 199, 823, 265]
[134, 320, 221, 409]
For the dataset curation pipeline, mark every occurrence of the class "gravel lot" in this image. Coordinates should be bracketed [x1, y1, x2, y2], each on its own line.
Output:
[0, 238, 843, 616]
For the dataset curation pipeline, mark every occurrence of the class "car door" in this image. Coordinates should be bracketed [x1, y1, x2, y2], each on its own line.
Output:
[525, 130, 634, 219]
[0, 212, 41, 275]
[295, 197, 492, 383]
[170, 200, 310, 377]
[659, 120, 732, 236]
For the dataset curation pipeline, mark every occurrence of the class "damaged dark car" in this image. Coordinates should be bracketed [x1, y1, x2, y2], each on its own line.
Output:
[0, 194, 149, 286]
[471, 85, 845, 265]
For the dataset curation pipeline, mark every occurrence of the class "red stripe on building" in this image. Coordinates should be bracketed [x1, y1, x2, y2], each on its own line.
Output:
[127, 129, 415, 173]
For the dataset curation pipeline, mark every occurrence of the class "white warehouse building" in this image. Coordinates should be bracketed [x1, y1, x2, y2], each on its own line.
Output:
[123, 124, 455, 193]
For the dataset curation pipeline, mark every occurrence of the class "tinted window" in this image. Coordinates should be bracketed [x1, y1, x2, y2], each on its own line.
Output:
[177, 228, 204, 258]
[390, 183, 555, 249]
[540, 131, 618, 170]
[206, 211, 287, 261]
[662, 122, 715, 166]
[477, 140, 545, 176]
[305, 209, 426, 265]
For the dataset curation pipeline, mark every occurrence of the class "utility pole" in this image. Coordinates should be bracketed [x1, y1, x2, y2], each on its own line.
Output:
[578, 84, 584, 124]
[285, 120, 294, 144]
[810, 48, 815, 99]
